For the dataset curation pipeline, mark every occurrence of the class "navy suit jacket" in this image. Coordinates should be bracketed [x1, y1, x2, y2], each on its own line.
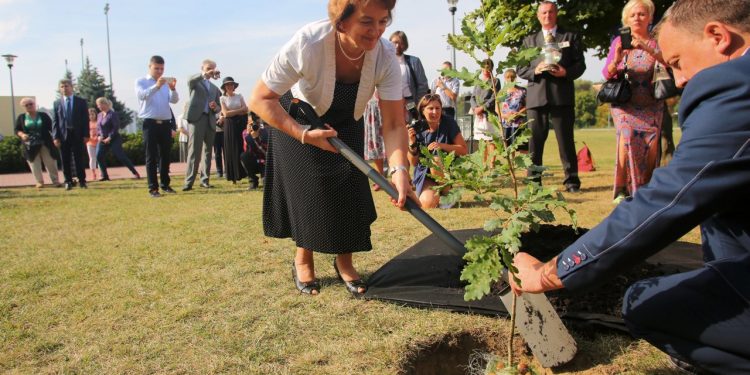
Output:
[556, 53, 750, 302]
[52, 95, 89, 142]
[516, 27, 586, 109]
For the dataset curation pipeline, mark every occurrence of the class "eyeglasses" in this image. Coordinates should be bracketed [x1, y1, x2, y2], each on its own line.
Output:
[23, 103, 35, 107]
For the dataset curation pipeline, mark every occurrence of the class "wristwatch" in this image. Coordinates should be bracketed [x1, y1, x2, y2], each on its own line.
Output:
[389, 165, 408, 177]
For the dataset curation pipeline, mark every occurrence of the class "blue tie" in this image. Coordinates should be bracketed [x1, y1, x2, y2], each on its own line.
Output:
[66, 97, 73, 128]
[203, 80, 211, 113]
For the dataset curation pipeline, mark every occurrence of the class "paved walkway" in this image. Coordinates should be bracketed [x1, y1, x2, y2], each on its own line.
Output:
[0, 162, 188, 188]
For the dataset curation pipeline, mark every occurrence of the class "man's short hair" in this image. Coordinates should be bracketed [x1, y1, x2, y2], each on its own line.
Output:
[59, 79, 73, 86]
[538, 1, 558, 11]
[442, 61, 453, 68]
[150, 55, 165, 65]
[202, 59, 216, 68]
[664, 0, 750, 35]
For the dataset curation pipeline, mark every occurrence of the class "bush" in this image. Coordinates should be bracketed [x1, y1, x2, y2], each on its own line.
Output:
[0, 136, 28, 173]
[1, 131, 181, 174]
[101, 131, 179, 168]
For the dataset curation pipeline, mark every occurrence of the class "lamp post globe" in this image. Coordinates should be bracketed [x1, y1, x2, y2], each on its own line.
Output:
[446, 0, 458, 69]
[2, 54, 18, 125]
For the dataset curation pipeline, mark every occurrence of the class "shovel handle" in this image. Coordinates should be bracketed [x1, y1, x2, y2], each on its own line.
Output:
[289, 98, 465, 256]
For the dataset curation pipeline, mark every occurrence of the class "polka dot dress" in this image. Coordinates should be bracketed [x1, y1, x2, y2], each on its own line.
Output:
[263, 82, 377, 253]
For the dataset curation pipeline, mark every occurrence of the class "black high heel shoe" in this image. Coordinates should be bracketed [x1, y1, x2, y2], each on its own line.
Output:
[333, 258, 367, 298]
[291, 262, 320, 295]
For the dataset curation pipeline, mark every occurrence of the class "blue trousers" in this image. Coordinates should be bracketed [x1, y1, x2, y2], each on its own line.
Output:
[96, 135, 137, 179]
[623, 264, 750, 374]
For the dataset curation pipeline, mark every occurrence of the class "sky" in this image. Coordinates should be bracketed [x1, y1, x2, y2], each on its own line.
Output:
[0, 0, 606, 116]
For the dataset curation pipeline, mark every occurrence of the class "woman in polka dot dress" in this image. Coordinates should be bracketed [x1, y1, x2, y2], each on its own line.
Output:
[249, 0, 415, 297]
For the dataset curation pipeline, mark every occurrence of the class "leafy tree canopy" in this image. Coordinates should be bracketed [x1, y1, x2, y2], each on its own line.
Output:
[76, 58, 134, 128]
[476, 0, 674, 58]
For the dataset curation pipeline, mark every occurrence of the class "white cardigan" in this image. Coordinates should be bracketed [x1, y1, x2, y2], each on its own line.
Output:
[262, 19, 402, 121]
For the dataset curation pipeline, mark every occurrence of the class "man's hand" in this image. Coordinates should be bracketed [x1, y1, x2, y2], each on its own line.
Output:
[167, 78, 177, 91]
[54, 139, 61, 148]
[548, 64, 568, 78]
[209, 102, 217, 111]
[509, 253, 564, 295]
[156, 77, 166, 88]
[534, 62, 550, 75]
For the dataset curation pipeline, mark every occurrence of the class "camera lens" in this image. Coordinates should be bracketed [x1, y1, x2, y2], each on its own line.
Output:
[252, 124, 259, 131]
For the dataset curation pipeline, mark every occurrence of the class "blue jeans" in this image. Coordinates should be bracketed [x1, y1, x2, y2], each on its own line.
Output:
[96, 134, 137, 179]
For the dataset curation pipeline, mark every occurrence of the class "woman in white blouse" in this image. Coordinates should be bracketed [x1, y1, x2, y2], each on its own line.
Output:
[249, 0, 414, 297]
[220, 77, 249, 184]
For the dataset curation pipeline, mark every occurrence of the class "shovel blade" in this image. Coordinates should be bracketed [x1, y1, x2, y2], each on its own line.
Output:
[499, 291, 577, 368]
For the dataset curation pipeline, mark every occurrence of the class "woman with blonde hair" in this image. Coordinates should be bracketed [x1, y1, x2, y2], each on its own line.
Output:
[249, 0, 415, 297]
[15, 97, 61, 188]
[95, 97, 140, 181]
[602, 0, 665, 202]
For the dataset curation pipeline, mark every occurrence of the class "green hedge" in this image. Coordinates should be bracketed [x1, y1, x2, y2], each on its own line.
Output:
[0, 132, 180, 174]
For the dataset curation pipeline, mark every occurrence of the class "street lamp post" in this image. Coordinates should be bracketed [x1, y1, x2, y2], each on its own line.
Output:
[104, 3, 113, 89]
[447, 0, 458, 70]
[2, 54, 17, 126]
[80, 38, 85, 71]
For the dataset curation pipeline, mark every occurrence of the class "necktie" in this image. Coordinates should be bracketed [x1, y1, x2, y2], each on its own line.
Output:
[203, 80, 211, 113]
[66, 97, 73, 128]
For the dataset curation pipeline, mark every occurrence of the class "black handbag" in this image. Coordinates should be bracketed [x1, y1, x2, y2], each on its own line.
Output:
[598, 54, 631, 105]
[653, 62, 681, 100]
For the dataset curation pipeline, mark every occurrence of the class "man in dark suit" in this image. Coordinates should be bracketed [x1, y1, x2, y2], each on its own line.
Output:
[182, 59, 221, 191]
[517, 1, 586, 193]
[52, 79, 90, 190]
[511, 1, 750, 373]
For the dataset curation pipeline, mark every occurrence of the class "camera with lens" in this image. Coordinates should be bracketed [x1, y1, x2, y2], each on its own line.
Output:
[212, 70, 221, 80]
[407, 118, 428, 133]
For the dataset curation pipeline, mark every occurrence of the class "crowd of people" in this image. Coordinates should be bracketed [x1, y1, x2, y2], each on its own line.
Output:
[11, 0, 750, 372]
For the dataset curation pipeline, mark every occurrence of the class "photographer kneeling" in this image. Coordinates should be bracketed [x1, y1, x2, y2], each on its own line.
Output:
[407, 94, 468, 208]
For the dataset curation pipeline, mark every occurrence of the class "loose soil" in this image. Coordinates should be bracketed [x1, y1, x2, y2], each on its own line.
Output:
[493, 224, 684, 319]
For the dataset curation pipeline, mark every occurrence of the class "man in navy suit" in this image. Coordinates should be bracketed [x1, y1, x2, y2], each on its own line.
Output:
[511, 1, 750, 373]
[52, 79, 90, 190]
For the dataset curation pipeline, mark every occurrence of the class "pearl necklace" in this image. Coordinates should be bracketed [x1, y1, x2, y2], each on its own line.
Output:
[337, 33, 365, 61]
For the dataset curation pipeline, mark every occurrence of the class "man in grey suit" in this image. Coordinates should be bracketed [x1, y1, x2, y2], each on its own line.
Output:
[517, 1, 586, 193]
[183, 59, 222, 191]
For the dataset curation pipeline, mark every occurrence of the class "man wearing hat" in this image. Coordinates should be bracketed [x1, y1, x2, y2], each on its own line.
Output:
[183, 59, 222, 191]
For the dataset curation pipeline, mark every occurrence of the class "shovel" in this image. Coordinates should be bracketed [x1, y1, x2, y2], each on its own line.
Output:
[288, 98, 577, 367]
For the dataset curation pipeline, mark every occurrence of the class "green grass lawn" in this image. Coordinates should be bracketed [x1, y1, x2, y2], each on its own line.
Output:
[1, 128, 692, 374]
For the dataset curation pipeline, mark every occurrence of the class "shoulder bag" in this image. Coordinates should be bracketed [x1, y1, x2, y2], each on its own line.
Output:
[597, 53, 631, 105]
[653, 62, 681, 100]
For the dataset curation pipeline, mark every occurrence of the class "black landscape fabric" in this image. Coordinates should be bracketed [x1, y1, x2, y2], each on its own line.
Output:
[363, 226, 703, 331]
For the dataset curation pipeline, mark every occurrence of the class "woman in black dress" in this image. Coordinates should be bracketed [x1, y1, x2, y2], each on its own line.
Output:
[249, 0, 414, 296]
[220, 77, 248, 183]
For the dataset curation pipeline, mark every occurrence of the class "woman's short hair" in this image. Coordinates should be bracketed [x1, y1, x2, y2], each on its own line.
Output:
[504, 69, 517, 80]
[622, 0, 655, 27]
[96, 97, 112, 107]
[328, 0, 396, 28]
[20, 97, 35, 106]
[417, 94, 442, 119]
[389, 30, 408, 51]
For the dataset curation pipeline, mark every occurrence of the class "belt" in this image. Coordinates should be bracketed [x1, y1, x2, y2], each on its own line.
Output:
[144, 118, 169, 124]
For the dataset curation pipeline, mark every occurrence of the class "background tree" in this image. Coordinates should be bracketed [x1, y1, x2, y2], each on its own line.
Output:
[76, 58, 134, 129]
[574, 80, 598, 128]
[482, 0, 673, 57]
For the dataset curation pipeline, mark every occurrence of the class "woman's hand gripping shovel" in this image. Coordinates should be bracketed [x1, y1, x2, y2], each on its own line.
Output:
[288, 98, 577, 367]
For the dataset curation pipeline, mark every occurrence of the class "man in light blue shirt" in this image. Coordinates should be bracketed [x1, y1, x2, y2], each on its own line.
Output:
[430, 61, 460, 119]
[135, 55, 179, 198]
